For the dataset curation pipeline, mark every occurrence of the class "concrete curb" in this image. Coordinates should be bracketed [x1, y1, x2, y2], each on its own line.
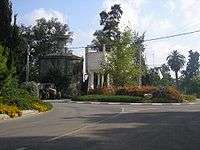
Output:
[70, 101, 198, 106]
[43, 99, 71, 103]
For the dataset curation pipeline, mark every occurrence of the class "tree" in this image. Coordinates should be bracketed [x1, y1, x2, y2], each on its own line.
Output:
[92, 4, 123, 51]
[104, 29, 140, 86]
[183, 50, 199, 78]
[142, 67, 160, 86]
[133, 32, 145, 66]
[167, 50, 185, 89]
[21, 18, 73, 81]
[0, 0, 12, 47]
[0, 46, 8, 89]
[181, 50, 200, 94]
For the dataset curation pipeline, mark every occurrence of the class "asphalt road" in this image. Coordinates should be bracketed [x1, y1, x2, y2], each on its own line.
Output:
[1, 103, 200, 150]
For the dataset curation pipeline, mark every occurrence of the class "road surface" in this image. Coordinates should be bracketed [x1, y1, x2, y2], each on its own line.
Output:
[1, 103, 200, 150]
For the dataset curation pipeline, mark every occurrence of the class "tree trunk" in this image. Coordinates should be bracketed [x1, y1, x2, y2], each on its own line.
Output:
[175, 71, 179, 89]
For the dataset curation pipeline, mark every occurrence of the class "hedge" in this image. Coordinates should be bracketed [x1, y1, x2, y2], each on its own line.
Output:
[72, 95, 143, 103]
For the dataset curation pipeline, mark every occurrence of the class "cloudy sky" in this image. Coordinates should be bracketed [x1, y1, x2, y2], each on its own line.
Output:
[12, 0, 200, 68]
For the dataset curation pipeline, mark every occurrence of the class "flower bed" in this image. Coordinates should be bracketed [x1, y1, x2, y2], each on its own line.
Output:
[0, 104, 22, 118]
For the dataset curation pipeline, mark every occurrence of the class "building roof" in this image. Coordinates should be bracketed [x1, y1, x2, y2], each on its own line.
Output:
[40, 52, 83, 60]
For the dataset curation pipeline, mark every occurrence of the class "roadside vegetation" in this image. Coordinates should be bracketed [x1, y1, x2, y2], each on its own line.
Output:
[0, 0, 199, 112]
[73, 86, 185, 103]
[0, 1, 52, 118]
[74, 4, 198, 103]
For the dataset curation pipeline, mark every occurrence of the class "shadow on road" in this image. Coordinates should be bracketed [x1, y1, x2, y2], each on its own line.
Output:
[1, 111, 200, 150]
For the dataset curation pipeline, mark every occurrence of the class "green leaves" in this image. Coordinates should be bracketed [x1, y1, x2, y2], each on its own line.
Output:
[104, 29, 141, 86]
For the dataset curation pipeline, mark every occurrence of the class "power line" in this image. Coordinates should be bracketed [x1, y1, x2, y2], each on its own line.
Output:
[144, 29, 200, 42]
[68, 29, 200, 49]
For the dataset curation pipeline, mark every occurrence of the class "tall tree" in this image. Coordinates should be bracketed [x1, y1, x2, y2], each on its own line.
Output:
[21, 18, 73, 81]
[181, 50, 200, 94]
[0, 46, 8, 89]
[104, 29, 140, 86]
[183, 50, 200, 79]
[92, 4, 123, 51]
[0, 0, 12, 47]
[167, 50, 185, 89]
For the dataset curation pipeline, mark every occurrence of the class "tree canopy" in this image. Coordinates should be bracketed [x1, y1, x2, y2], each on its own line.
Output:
[103, 29, 140, 86]
[19, 18, 73, 81]
[92, 4, 123, 51]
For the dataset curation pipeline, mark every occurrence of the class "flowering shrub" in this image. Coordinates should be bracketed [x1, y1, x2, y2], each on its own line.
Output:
[0, 104, 22, 118]
[116, 85, 157, 96]
[88, 86, 117, 95]
[164, 86, 183, 103]
[31, 101, 52, 112]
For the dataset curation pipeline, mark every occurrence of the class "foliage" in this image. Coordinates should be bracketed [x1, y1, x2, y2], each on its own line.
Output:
[182, 94, 196, 102]
[20, 18, 73, 81]
[167, 50, 185, 88]
[31, 101, 52, 112]
[86, 85, 183, 103]
[0, 0, 12, 47]
[164, 86, 183, 102]
[142, 68, 160, 86]
[88, 86, 117, 95]
[133, 32, 146, 70]
[182, 50, 200, 79]
[183, 75, 200, 97]
[92, 4, 123, 51]
[21, 81, 39, 98]
[0, 77, 37, 110]
[72, 95, 143, 103]
[0, 104, 22, 118]
[180, 50, 200, 95]
[104, 29, 141, 86]
[88, 85, 156, 97]
[142, 64, 173, 86]
[153, 86, 183, 103]
[116, 85, 157, 97]
[0, 46, 8, 89]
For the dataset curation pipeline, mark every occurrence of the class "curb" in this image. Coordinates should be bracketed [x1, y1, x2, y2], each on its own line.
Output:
[43, 99, 71, 103]
[70, 101, 198, 106]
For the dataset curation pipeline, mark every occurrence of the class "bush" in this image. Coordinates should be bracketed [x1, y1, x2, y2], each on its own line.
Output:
[163, 86, 183, 103]
[116, 85, 157, 97]
[21, 82, 39, 98]
[72, 95, 143, 103]
[31, 101, 53, 112]
[182, 95, 196, 102]
[1, 88, 37, 110]
[88, 86, 116, 95]
[0, 104, 22, 118]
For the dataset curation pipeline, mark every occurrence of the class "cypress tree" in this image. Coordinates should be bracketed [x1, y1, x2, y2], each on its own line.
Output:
[0, 0, 12, 47]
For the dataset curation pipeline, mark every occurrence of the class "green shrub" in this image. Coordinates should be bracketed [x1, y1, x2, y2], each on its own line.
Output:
[182, 95, 196, 102]
[21, 82, 39, 98]
[72, 95, 143, 103]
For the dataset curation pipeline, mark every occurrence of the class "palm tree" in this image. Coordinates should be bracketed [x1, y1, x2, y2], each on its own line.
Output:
[167, 50, 185, 89]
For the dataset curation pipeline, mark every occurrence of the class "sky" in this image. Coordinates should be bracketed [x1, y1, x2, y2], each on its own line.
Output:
[12, 0, 200, 69]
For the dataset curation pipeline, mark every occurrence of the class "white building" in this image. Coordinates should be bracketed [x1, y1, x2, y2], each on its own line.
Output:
[85, 46, 110, 90]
